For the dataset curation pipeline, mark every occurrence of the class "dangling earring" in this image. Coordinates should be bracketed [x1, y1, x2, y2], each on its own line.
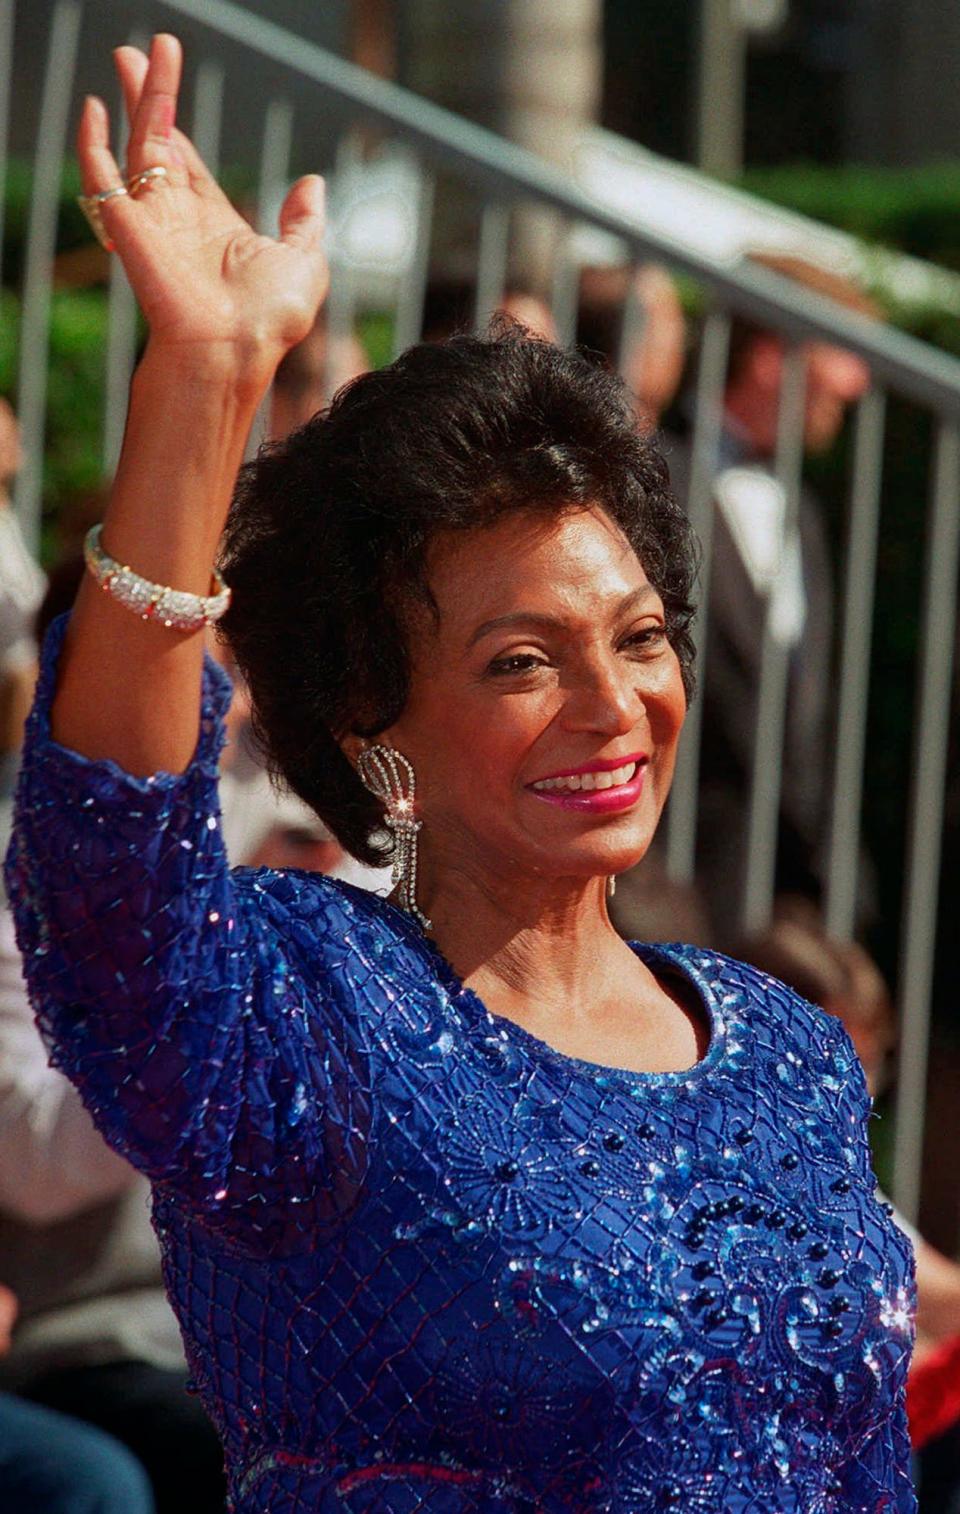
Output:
[356, 744, 432, 931]
[607, 875, 617, 900]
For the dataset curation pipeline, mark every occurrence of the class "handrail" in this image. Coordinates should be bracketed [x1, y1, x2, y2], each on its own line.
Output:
[153, 0, 960, 417]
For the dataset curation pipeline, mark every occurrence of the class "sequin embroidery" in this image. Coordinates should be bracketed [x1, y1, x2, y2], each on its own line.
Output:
[4, 617, 917, 1512]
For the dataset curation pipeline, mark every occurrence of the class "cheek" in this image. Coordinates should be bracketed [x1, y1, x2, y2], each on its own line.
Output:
[421, 692, 555, 800]
[647, 657, 687, 746]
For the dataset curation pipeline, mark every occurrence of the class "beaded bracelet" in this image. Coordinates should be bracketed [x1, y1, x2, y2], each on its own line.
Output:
[83, 524, 232, 632]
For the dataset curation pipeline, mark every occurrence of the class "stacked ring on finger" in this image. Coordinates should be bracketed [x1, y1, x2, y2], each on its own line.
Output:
[126, 164, 168, 197]
[76, 183, 128, 250]
[76, 165, 168, 251]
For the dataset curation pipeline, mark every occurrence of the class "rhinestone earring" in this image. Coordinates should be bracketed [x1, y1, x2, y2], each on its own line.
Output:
[607, 875, 617, 899]
[356, 744, 431, 931]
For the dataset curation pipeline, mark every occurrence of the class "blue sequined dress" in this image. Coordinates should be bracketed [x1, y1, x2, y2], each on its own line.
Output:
[5, 619, 916, 1513]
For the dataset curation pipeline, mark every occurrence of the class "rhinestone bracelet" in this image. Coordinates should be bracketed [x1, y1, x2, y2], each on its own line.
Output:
[83, 524, 232, 632]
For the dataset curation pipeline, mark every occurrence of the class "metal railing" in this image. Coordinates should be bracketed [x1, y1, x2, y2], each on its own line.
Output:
[6, 0, 960, 1228]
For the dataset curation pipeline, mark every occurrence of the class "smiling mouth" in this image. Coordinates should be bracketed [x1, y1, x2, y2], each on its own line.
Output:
[530, 760, 640, 794]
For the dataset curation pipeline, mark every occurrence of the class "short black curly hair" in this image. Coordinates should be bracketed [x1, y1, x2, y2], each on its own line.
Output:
[220, 327, 698, 865]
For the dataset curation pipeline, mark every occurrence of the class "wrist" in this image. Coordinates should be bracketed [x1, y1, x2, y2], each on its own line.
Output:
[136, 336, 283, 406]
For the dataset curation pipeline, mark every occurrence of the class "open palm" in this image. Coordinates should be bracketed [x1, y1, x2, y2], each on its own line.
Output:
[79, 35, 328, 367]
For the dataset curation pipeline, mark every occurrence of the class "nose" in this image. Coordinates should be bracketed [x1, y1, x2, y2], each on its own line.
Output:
[561, 653, 641, 738]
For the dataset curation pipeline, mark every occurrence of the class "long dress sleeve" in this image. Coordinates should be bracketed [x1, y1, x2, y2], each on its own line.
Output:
[3, 616, 371, 1256]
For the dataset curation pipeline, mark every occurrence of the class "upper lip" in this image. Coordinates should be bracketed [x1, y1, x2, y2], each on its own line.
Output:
[527, 751, 648, 785]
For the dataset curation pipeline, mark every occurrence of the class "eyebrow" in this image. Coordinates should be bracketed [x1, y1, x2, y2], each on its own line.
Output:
[466, 585, 660, 648]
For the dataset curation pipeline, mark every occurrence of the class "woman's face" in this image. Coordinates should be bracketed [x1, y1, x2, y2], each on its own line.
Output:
[378, 504, 687, 892]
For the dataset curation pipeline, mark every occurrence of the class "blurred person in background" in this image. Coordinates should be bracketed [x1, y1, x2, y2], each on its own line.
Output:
[738, 899, 960, 1511]
[420, 278, 558, 344]
[576, 261, 688, 432]
[0, 1279, 155, 1512]
[0, 399, 45, 848]
[269, 308, 369, 439]
[671, 255, 878, 945]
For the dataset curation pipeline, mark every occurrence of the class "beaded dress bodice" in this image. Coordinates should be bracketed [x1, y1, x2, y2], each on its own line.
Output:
[5, 619, 916, 1512]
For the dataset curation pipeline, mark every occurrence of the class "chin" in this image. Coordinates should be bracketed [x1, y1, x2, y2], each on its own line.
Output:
[546, 829, 657, 883]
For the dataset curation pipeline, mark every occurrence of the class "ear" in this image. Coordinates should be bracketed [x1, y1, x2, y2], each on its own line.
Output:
[340, 731, 366, 769]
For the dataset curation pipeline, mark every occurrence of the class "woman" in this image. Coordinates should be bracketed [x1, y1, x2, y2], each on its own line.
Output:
[5, 35, 915, 1513]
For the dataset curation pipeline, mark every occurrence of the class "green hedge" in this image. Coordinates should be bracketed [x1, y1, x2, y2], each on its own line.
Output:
[741, 161, 960, 275]
[1, 287, 109, 546]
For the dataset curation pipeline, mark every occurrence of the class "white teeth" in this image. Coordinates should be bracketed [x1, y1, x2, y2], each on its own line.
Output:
[532, 761, 639, 793]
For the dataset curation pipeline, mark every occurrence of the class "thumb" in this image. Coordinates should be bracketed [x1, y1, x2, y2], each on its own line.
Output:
[279, 174, 325, 253]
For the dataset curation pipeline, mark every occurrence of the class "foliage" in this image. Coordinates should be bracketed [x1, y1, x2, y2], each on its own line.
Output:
[0, 288, 109, 556]
[741, 161, 960, 275]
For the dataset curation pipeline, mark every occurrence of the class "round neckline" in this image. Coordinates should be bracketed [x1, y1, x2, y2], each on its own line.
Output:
[415, 930, 729, 1088]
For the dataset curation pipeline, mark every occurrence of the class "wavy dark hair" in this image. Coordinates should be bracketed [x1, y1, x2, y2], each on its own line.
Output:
[220, 327, 698, 865]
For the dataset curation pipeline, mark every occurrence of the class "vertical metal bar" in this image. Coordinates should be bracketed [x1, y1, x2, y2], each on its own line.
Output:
[392, 165, 434, 358]
[892, 420, 960, 1225]
[550, 227, 579, 349]
[824, 386, 886, 939]
[474, 202, 509, 332]
[0, 0, 16, 288]
[103, 36, 147, 476]
[695, 0, 747, 177]
[12, 0, 82, 554]
[323, 131, 362, 404]
[665, 308, 732, 883]
[741, 344, 808, 934]
[191, 59, 225, 180]
[256, 97, 294, 230]
[103, 250, 138, 478]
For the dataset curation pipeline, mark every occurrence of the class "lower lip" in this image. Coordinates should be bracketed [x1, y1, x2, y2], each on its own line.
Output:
[527, 766, 647, 814]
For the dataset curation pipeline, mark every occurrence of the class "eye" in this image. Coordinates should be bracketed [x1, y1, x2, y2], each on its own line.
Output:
[486, 652, 549, 677]
[620, 625, 668, 653]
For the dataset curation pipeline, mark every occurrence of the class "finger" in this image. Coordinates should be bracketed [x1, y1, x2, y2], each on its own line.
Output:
[278, 175, 326, 252]
[125, 33, 183, 177]
[77, 95, 133, 251]
[77, 94, 124, 197]
[117, 46, 212, 191]
[114, 44, 149, 132]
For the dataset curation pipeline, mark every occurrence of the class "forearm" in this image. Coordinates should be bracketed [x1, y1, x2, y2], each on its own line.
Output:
[52, 343, 272, 776]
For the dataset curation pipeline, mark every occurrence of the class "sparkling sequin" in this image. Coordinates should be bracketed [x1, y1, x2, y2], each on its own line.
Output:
[4, 618, 917, 1512]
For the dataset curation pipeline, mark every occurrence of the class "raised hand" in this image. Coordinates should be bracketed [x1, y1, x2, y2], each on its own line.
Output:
[78, 35, 328, 377]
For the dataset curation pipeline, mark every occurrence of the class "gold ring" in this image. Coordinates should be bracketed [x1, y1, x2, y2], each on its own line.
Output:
[76, 183, 129, 250]
[125, 165, 169, 197]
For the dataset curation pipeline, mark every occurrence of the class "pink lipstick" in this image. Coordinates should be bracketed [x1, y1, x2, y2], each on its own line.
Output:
[525, 753, 648, 814]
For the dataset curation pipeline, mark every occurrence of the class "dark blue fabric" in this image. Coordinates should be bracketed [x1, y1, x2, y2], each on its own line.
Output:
[5, 615, 917, 1511]
[0, 1391, 154, 1513]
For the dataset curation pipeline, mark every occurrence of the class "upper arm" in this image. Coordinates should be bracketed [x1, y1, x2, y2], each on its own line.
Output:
[4, 618, 372, 1253]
